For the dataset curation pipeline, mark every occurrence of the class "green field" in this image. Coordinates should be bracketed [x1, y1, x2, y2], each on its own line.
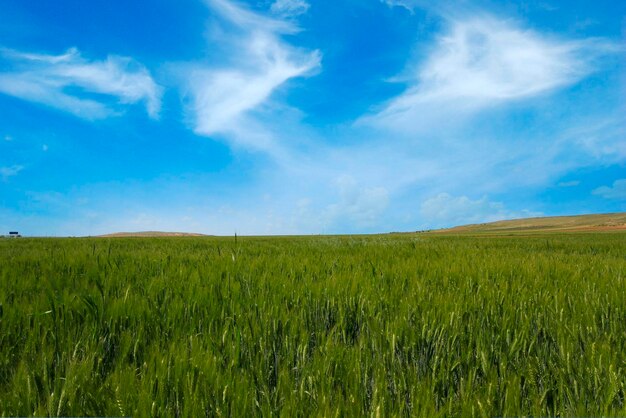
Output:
[1, 233, 625, 416]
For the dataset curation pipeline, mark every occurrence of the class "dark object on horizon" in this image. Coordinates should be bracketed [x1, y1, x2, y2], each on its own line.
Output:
[8, 232, 21, 238]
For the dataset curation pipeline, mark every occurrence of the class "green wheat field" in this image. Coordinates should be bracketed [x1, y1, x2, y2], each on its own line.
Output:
[1, 233, 625, 416]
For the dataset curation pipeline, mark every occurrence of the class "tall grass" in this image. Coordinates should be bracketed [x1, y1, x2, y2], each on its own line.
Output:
[1, 233, 625, 416]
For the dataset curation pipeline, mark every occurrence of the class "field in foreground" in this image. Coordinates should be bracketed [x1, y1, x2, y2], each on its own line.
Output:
[1, 233, 625, 416]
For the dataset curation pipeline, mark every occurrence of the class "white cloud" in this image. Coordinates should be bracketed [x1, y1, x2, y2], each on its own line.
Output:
[207, 0, 297, 34]
[382, 0, 411, 10]
[184, 0, 321, 153]
[382, 0, 446, 14]
[558, 180, 580, 187]
[270, 0, 310, 18]
[570, 117, 626, 160]
[419, 19, 589, 99]
[365, 15, 614, 132]
[420, 193, 541, 228]
[592, 179, 626, 200]
[0, 47, 161, 119]
[0, 165, 23, 181]
[322, 176, 389, 228]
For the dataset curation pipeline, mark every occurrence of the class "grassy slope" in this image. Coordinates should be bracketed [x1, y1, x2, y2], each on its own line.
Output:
[99, 232, 209, 238]
[433, 212, 626, 234]
[1, 234, 626, 416]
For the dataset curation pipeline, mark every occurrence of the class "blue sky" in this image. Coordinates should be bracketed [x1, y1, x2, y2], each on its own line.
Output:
[0, 0, 624, 236]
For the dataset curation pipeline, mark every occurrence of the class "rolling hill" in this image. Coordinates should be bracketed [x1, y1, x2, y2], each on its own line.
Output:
[433, 212, 626, 234]
[98, 231, 209, 238]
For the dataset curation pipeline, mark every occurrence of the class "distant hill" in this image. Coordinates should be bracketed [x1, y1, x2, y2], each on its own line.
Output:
[433, 212, 626, 234]
[99, 231, 209, 238]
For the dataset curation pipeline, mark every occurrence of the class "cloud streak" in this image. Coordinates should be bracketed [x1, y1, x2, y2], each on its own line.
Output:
[0, 47, 161, 119]
[270, 0, 311, 18]
[593, 179, 626, 200]
[0, 165, 23, 181]
[365, 15, 616, 132]
[184, 0, 321, 153]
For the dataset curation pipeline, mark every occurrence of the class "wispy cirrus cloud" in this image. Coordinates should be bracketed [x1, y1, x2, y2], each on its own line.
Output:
[558, 180, 580, 187]
[593, 179, 626, 200]
[382, 0, 454, 15]
[0, 47, 161, 119]
[183, 0, 321, 153]
[0, 165, 23, 181]
[270, 0, 311, 18]
[364, 14, 616, 132]
[570, 117, 626, 160]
